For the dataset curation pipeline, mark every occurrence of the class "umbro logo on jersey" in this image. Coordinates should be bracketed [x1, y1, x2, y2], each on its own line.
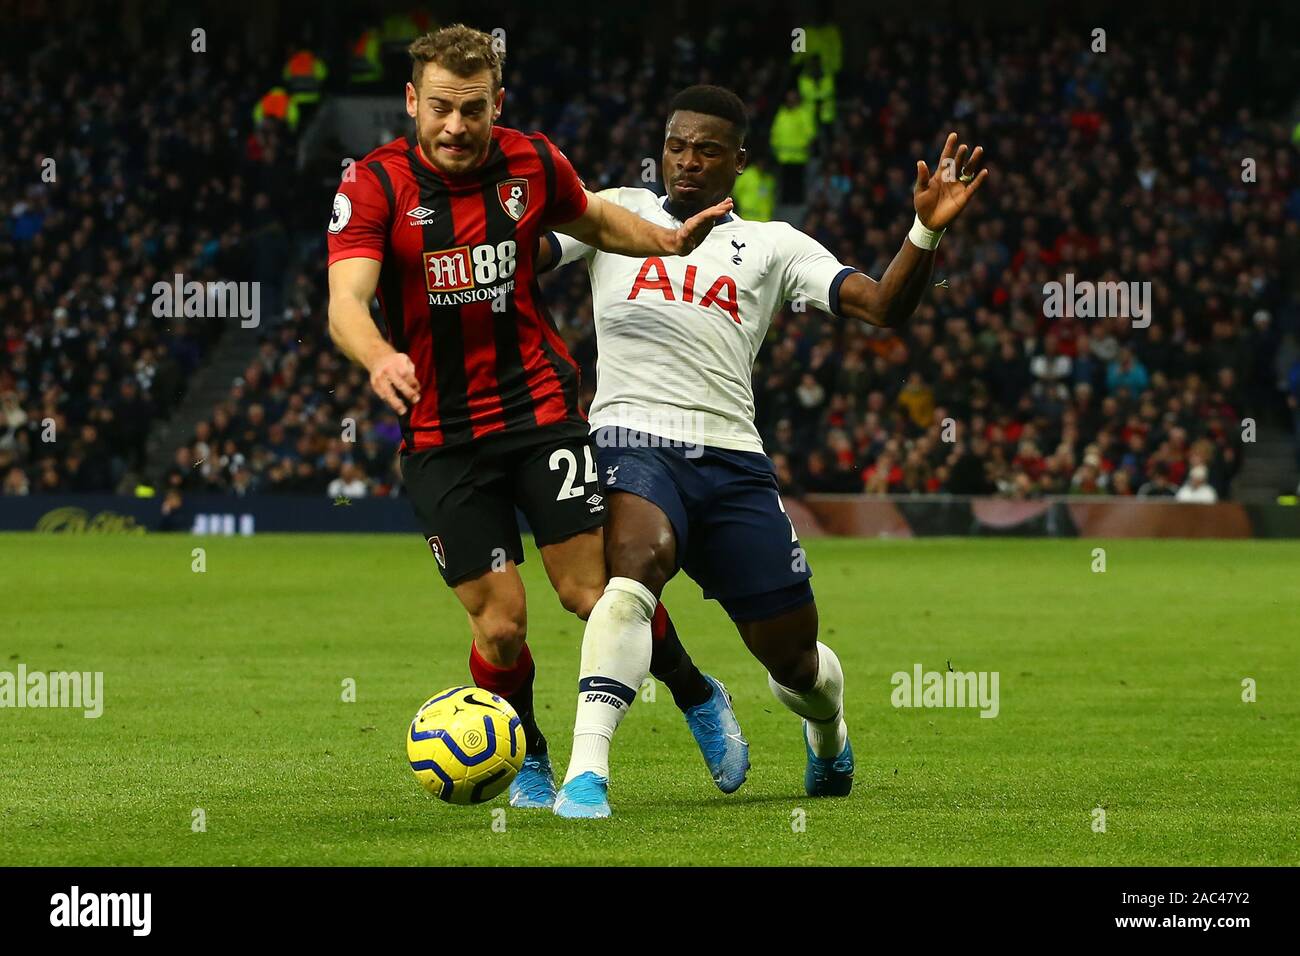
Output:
[407, 206, 437, 225]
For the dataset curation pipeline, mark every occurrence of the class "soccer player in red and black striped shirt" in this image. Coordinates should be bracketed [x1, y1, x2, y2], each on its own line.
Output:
[327, 25, 739, 810]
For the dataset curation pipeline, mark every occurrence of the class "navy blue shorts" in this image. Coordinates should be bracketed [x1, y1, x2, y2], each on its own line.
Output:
[593, 427, 813, 623]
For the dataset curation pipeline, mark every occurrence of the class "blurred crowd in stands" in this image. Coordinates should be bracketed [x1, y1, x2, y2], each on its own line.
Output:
[1, 15, 293, 496]
[4, 6, 1299, 504]
[157, 306, 405, 498]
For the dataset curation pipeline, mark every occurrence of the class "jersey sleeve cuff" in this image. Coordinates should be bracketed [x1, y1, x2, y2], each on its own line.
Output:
[571, 187, 590, 220]
[828, 267, 858, 316]
[539, 232, 562, 274]
[327, 248, 385, 267]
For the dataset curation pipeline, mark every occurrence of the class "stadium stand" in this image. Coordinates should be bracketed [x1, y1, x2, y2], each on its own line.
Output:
[3, 4, 1298, 506]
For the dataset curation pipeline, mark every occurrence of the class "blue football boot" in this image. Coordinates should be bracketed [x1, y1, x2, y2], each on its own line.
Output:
[508, 751, 557, 809]
[552, 771, 611, 819]
[803, 724, 854, 797]
[682, 674, 750, 793]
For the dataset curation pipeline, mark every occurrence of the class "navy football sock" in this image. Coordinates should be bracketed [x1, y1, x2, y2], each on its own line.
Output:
[649, 603, 712, 710]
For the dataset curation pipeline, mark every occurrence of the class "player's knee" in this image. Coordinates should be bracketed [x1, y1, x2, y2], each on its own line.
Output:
[605, 534, 673, 596]
[769, 643, 820, 692]
[472, 611, 528, 660]
[557, 582, 602, 621]
[751, 610, 819, 691]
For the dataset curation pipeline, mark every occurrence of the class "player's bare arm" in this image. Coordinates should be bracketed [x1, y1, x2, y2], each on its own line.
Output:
[327, 257, 421, 415]
[838, 132, 989, 329]
[560, 189, 733, 258]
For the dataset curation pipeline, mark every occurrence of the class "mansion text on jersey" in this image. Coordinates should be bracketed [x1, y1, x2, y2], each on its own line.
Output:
[428, 277, 516, 307]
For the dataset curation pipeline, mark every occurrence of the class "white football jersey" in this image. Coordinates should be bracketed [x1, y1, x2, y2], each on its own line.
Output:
[554, 187, 856, 454]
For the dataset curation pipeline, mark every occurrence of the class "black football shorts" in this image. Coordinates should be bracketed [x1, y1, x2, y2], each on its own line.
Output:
[400, 425, 608, 585]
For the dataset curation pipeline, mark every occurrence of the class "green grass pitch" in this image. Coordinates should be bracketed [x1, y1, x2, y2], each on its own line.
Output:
[1, 533, 1297, 866]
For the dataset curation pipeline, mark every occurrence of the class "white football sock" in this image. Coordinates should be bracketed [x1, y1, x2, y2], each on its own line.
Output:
[563, 576, 656, 784]
[767, 641, 849, 758]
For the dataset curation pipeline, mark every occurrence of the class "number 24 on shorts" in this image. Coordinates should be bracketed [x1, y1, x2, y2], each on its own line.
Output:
[550, 445, 598, 500]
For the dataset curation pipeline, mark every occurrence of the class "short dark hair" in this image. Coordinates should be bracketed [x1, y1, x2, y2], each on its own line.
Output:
[409, 24, 503, 91]
[668, 85, 748, 143]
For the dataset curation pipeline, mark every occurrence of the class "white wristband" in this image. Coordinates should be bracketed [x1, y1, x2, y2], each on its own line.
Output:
[908, 214, 945, 251]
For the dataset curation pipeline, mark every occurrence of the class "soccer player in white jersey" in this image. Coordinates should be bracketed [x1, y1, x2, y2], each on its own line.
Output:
[537, 85, 988, 817]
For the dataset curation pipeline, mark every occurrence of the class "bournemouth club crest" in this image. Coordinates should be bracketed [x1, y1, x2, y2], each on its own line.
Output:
[497, 179, 529, 221]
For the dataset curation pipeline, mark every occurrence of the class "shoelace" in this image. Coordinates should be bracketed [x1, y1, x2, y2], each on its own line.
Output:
[517, 759, 552, 796]
[562, 775, 605, 801]
[810, 753, 850, 778]
[693, 710, 721, 732]
[688, 708, 728, 759]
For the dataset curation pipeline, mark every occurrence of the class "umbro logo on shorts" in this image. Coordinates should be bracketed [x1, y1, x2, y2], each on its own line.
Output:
[587, 493, 604, 513]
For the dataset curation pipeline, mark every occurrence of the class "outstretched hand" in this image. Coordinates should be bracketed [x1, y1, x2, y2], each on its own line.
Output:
[914, 132, 989, 230]
[669, 197, 734, 255]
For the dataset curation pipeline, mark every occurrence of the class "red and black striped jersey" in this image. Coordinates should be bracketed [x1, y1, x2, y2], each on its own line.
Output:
[327, 126, 589, 452]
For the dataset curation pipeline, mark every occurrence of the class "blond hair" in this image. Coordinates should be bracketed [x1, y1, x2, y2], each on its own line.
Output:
[409, 24, 503, 90]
